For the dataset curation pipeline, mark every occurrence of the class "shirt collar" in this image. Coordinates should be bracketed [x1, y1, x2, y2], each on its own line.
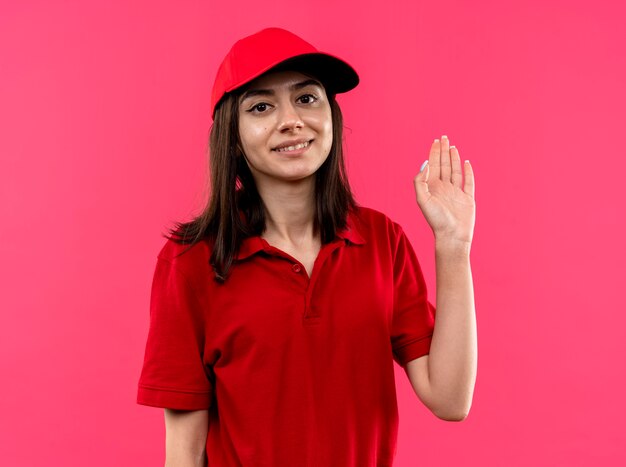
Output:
[235, 209, 365, 261]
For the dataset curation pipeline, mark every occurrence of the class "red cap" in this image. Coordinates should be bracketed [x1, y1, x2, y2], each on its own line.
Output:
[210, 27, 359, 120]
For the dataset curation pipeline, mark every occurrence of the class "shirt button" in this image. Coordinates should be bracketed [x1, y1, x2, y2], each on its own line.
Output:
[292, 263, 302, 273]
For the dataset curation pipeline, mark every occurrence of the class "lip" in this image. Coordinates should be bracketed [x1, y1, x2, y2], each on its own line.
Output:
[272, 139, 314, 155]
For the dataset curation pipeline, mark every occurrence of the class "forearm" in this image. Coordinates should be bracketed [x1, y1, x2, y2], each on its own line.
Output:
[165, 451, 207, 467]
[428, 238, 477, 420]
[164, 409, 209, 467]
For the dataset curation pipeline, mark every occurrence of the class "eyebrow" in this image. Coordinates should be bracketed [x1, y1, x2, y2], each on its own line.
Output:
[239, 79, 323, 105]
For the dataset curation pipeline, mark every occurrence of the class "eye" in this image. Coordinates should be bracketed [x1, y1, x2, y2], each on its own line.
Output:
[298, 93, 319, 104]
[248, 102, 271, 114]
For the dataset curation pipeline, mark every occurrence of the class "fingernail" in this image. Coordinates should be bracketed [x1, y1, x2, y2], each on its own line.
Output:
[420, 160, 428, 172]
[442, 135, 448, 140]
[434, 138, 440, 143]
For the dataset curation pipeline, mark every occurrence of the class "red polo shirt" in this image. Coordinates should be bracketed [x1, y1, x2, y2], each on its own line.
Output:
[137, 205, 436, 466]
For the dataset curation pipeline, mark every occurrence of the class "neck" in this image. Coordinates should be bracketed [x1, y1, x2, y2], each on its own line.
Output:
[256, 176, 317, 245]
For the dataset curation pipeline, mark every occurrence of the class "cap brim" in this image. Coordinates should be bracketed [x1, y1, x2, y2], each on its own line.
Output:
[265, 53, 360, 95]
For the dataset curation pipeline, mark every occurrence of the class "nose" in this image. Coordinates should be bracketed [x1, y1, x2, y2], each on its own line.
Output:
[276, 101, 304, 132]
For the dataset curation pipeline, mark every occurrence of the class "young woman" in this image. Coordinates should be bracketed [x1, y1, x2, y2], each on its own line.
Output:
[137, 27, 477, 467]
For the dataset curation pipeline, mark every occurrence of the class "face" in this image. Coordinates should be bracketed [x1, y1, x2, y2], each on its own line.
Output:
[237, 69, 333, 189]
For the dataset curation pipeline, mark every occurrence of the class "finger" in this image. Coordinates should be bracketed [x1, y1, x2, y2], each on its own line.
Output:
[463, 160, 475, 199]
[450, 145, 463, 189]
[440, 135, 451, 182]
[429, 138, 441, 181]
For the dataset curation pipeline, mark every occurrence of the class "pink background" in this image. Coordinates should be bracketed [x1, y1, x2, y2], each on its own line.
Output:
[1, 1, 625, 465]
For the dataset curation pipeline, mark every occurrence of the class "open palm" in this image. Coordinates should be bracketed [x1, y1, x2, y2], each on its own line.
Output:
[413, 136, 476, 244]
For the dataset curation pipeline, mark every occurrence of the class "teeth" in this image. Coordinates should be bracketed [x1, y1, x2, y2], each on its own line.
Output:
[275, 140, 310, 152]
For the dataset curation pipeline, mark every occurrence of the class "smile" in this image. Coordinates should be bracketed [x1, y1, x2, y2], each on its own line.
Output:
[273, 140, 313, 153]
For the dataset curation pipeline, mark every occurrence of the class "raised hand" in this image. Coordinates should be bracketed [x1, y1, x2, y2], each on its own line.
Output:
[413, 135, 476, 245]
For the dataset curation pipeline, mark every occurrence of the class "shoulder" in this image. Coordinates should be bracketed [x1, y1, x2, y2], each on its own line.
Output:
[155, 236, 214, 284]
[351, 205, 404, 239]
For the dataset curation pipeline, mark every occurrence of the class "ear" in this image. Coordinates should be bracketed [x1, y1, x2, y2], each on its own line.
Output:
[235, 139, 245, 157]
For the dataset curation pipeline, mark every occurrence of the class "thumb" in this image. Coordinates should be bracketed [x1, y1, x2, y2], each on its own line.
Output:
[420, 160, 429, 182]
[413, 160, 430, 205]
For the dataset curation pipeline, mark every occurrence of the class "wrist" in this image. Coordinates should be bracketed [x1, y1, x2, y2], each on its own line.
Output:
[435, 237, 472, 258]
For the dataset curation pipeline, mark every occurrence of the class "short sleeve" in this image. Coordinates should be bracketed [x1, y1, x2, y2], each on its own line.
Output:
[390, 225, 436, 367]
[137, 257, 213, 410]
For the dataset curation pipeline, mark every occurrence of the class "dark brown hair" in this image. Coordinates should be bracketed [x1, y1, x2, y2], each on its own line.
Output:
[163, 71, 359, 283]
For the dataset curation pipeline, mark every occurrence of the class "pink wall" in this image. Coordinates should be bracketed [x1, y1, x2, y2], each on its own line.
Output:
[1, 1, 624, 465]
